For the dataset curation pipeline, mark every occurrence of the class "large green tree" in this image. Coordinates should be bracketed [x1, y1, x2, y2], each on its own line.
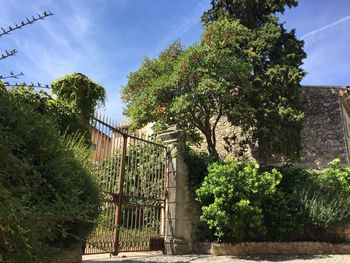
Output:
[203, 0, 306, 160]
[122, 25, 254, 157]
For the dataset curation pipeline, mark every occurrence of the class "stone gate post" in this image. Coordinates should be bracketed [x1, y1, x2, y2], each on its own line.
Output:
[159, 130, 194, 254]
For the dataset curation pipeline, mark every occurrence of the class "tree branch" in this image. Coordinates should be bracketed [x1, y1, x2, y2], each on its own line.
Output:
[3, 82, 51, 89]
[0, 49, 17, 61]
[0, 72, 24, 80]
[0, 11, 54, 38]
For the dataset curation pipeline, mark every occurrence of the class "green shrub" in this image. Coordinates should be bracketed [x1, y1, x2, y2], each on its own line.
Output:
[196, 159, 282, 242]
[195, 158, 350, 243]
[0, 93, 100, 262]
[298, 159, 350, 230]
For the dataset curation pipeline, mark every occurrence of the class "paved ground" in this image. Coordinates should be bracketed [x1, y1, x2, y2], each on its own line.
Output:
[83, 252, 350, 263]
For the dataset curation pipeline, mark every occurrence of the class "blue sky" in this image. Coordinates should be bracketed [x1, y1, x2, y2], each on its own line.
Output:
[1, 0, 350, 122]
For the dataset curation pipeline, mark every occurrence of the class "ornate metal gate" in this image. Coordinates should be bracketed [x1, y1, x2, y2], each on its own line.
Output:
[84, 115, 167, 255]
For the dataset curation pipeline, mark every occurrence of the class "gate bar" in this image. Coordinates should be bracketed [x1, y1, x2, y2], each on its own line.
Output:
[113, 134, 128, 255]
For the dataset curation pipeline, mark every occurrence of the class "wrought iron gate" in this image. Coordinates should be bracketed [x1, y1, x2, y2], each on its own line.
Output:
[84, 115, 167, 255]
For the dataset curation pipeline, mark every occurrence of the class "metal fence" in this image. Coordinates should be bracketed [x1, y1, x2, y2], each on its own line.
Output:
[84, 114, 167, 255]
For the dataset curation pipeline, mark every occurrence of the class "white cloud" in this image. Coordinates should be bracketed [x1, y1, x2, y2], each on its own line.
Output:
[157, 1, 209, 51]
[302, 16, 350, 45]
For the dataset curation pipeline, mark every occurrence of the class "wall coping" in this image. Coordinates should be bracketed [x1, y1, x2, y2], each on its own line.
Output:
[193, 242, 350, 256]
[301, 85, 350, 91]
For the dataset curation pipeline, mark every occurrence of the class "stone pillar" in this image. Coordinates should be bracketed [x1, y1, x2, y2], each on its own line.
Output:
[159, 130, 193, 254]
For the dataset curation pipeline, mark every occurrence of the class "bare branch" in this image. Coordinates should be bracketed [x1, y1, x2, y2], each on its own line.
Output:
[0, 11, 54, 38]
[0, 71, 24, 80]
[3, 81, 51, 89]
[0, 49, 17, 61]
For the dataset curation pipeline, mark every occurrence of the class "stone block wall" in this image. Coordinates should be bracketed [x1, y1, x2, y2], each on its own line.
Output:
[196, 86, 350, 169]
[297, 86, 349, 169]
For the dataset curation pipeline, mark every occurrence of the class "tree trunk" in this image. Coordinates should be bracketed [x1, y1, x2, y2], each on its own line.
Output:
[204, 131, 219, 158]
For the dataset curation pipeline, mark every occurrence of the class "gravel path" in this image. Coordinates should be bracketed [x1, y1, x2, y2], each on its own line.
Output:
[83, 252, 350, 263]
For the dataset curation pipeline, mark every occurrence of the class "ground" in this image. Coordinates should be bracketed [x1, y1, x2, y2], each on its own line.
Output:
[83, 252, 350, 263]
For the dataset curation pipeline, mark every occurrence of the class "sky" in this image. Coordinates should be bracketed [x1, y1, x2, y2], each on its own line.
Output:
[0, 0, 350, 122]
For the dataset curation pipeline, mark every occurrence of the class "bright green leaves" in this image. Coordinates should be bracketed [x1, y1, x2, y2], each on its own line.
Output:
[51, 73, 106, 123]
[196, 158, 350, 242]
[122, 23, 253, 156]
[196, 159, 282, 241]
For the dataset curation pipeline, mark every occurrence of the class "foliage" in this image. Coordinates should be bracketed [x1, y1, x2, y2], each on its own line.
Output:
[183, 148, 217, 191]
[202, 0, 297, 27]
[195, 158, 350, 242]
[122, 23, 254, 156]
[202, 0, 306, 160]
[51, 73, 106, 123]
[0, 88, 100, 262]
[3, 85, 89, 138]
[298, 159, 350, 229]
[196, 159, 282, 242]
[261, 165, 307, 241]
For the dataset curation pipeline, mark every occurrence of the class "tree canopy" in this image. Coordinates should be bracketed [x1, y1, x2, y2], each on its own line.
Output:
[202, 0, 298, 28]
[202, 0, 306, 160]
[122, 22, 254, 157]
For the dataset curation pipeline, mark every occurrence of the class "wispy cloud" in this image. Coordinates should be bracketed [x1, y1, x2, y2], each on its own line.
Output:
[156, 1, 209, 51]
[301, 16, 350, 44]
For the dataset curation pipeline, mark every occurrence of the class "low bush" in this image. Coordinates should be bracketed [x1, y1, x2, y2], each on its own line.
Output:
[0, 91, 100, 262]
[195, 158, 350, 242]
[196, 159, 282, 242]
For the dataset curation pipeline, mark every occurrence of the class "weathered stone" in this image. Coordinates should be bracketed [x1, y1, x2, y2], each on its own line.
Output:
[194, 86, 350, 169]
[159, 131, 195, 254]
[205, 242, 350, 256]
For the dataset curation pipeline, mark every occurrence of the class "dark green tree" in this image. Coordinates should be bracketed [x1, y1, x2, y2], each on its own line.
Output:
[202, 0, 306, 160]
[0, 85, 100, 262]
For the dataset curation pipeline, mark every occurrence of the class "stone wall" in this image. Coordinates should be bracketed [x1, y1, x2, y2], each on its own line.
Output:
[196, 86, 350, 169]
[193, 242, 350, 256]
[297, 86, 349, 169]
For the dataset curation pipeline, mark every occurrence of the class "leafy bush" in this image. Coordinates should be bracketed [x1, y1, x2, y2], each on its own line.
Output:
[298, 159, 350, 230]
[195, 158, 350, 243]
[196, 159, 282, 242]
[0, 92, 100, 262]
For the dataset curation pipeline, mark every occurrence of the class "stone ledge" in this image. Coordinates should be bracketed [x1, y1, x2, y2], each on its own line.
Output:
[193, 242, 350, 256]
